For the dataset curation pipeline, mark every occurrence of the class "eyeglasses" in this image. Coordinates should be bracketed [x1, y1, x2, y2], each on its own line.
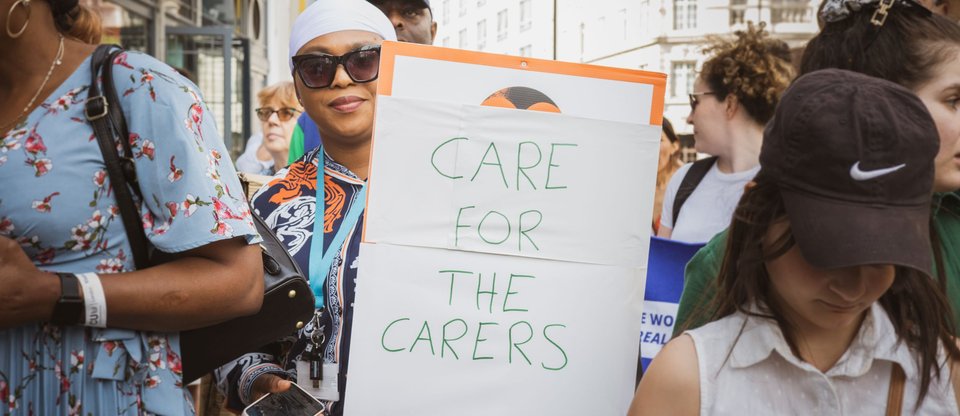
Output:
[291, 46, 382, 89]
[255, 107, 300, 122]
[688, 92, 716, 111]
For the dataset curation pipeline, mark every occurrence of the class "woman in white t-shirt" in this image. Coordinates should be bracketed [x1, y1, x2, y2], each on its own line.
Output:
[631, 69, 960, 415]
[658, 23, 793, 243]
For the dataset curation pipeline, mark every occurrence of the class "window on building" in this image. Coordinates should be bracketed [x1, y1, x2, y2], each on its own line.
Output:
[620, 8, 628, 40]
[519, 44, 532, 57]
[442, 36, 450, 47]
[201, 0, 234, 24]
[729, 0, 747, 25]
[497, 9, 508, 40]
[520, 0, 532, 31]
[673, 0, 697, 30]
[443, 0, 450, 24]
[671, 62, 696, 97]
[80, 0, 152, 53]
[477, 19, 487, 50]
[578, 21, 585, 61]
[459, 28, 468, 49]
[477, 0, 486, 5]
[640, 0, 650, 28]
[771, 0, 813, 24]
[459, 0, 467, 16]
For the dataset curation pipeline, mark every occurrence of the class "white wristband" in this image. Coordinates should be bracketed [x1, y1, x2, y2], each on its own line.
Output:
[76, 273, 107, 328]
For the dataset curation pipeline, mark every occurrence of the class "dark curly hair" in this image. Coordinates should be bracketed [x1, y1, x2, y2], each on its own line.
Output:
[700, 22, 794, 125]
[801, 0, 960, 91]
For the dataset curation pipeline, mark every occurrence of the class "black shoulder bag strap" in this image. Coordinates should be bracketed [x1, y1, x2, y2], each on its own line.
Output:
[85, 44, 151, 270]
[671, 155, 718, 228]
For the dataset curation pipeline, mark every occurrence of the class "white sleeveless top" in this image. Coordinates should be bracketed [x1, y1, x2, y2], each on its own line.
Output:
[685, 303, 959, 415]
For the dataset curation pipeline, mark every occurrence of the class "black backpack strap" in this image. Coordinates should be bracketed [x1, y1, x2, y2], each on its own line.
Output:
[671, 156, 718, 229]
[85, 44, 151, 270]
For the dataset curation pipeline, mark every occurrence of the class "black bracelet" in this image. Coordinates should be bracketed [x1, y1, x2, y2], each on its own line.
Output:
[51, 273, 84, 326]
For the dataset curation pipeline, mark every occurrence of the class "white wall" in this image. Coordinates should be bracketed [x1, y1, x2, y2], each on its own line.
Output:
[266, 0, 300, 84]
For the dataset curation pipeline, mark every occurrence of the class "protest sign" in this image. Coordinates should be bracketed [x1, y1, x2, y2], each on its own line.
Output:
[639, 237, 706, 371]
[346, 42, 665, 415]
[348, 244, 645, 415]
[363, 96, 658, 266]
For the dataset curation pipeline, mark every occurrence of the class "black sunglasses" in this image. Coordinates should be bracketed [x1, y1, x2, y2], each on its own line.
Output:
[688, 91, 716, 111]
[292, 46, 382, 89]
[255, 107, 300, 122]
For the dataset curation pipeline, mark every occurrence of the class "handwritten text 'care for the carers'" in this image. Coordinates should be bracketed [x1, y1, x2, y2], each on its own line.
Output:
[430, 137, 578, 252]
[377, 137, 576, 370]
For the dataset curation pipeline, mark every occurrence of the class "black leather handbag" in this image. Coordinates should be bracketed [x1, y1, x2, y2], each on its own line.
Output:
[85, 45, 314, 382]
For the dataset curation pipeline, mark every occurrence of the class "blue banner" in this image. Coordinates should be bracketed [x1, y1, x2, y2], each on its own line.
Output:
[640, 236, 706, 371]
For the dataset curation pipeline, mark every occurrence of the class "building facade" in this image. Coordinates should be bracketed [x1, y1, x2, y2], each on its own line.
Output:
[79, 0, 300, 156]
[558, 0, 817, 134]
[436, 0, 818, 135]
[434, 0, 556, 58]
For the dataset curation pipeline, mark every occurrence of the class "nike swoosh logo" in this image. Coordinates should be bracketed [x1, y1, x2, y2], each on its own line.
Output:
[849, 162, 906, 181]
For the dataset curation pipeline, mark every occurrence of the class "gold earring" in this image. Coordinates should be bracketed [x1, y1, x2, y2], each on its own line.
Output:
[5, 0, 31, 39]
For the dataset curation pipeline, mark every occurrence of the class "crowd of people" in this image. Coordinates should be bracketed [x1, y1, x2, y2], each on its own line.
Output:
[3, 0, 960, 414]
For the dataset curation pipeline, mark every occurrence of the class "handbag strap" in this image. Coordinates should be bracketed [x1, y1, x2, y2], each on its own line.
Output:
[671, 156, 717, 228]
[885, 363, 906, 416]
[85, 44, 151, 270]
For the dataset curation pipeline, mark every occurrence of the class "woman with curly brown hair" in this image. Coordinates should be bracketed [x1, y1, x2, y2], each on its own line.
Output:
[658, 23, 794, 243]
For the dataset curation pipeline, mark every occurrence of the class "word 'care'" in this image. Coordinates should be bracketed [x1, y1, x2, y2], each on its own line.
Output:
[431, 137, 578, 254]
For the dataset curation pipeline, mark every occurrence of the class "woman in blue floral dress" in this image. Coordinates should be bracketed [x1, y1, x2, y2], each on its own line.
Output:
[0, 1, 263, 414]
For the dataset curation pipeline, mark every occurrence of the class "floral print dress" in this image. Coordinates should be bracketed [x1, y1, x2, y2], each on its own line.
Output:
[0, 51, 259, 415]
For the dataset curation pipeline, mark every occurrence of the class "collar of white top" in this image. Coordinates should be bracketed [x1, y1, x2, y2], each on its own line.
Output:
[727, 302, 917, 379]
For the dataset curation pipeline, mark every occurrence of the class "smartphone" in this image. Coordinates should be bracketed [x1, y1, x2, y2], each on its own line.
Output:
[242, 382, 325, 416]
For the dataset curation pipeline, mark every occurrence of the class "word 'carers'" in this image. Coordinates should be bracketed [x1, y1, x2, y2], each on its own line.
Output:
[379, 268, 570, 371]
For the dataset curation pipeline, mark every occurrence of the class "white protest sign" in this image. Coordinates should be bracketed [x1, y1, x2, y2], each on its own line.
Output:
[346, 42, 666, 416]
[364, 96, 660, 267]
[347, 243, 645, 416]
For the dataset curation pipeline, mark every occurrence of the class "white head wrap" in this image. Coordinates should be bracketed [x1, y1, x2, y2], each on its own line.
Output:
[289, 0, 397, 72]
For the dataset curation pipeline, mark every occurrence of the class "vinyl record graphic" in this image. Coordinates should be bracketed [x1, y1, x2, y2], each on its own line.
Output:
[480, 86, 561, 113]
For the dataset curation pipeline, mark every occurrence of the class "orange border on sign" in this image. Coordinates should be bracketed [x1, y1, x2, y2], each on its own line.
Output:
[377, 41, 666, 125]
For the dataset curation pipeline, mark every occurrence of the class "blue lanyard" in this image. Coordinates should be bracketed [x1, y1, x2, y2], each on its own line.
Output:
[308, 152, 367, 309]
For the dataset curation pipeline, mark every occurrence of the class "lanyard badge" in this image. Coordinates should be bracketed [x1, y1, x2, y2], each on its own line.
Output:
[307, 149, 367, 310]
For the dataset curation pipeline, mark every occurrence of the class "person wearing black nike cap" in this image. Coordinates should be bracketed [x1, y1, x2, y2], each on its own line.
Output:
[675, 0, 960, 341]
[631, 69, 960, 415]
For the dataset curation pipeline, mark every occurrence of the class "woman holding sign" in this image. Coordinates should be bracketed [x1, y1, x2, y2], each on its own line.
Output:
[214, 1, 394, 415]
[630, 70, 960, 414]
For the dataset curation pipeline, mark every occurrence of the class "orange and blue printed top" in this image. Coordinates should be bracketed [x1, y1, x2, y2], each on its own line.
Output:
[216, 146, 366, 416]
[0, 51, 259, 415]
